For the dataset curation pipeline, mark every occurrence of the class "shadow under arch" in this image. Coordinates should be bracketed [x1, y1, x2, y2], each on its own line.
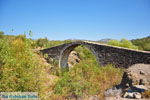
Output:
[59, 42, 100, 68]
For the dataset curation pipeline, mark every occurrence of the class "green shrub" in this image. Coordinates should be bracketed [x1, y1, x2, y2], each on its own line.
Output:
[1, 35, 33, 91]
[0, 35, 50, 99]
[35, 38, 49, 47]
[131, 36, 150, 51]
[54, 62, 123, 99]
[108, 39, 138, 49]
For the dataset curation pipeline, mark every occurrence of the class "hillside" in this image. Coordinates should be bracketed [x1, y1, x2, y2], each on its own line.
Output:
[131, 36, 150, 51]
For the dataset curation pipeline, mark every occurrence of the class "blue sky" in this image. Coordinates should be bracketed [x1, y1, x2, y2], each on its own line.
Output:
[0, 0, 150, 40]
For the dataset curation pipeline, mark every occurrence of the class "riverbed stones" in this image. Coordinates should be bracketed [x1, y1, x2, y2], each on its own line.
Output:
[123, 92, 142, 99]
[120, 64, 150, 90]
[105, 64, 150, 99]
[104, 86, 122, 97]
[89, 95, 99, 100]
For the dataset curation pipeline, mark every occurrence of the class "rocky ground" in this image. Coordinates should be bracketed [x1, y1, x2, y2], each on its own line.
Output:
[105, 64, 150, 100]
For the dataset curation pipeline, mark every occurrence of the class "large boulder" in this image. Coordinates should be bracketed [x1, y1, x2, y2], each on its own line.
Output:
[120, 64, 150, 90]
[105, 64, 150, 99]
[68, 51, 80, 68]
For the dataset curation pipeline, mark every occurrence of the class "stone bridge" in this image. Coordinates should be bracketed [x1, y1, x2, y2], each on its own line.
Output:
[40, 41, 150, 68]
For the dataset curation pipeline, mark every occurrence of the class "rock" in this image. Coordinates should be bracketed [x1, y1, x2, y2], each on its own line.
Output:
[77, 96, 83, 100]
[105, 64, 150, 99]
[66, 96, 83, 100]
[140, 70, 145, 75]
[105, 86, 122, 97]
[125, 87, 134, 92]
[133, 92, 142, 99]
[123, 92, 141, 99]
[89, 95, 99, 100]
[132, 85, 148, 92]
[68, 51, 80, 68]
[123, 92, 134, 98]
[120, 64, 150, 90]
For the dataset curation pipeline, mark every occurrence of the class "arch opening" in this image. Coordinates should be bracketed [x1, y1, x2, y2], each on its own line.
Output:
[59, 43, 99, 69]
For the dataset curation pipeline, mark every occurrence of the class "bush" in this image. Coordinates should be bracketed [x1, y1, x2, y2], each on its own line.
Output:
[132, 36, 150, 51]
[108, 39, 138, 49]
[0, 35, 50, 99]
[54, 63, 123, 99]
[35, 38, 49, 47]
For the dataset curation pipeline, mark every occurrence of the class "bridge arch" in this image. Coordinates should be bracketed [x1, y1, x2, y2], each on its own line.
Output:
[59, 41, 99, 68]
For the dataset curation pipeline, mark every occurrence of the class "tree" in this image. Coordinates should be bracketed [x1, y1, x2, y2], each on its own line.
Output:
[108, 39, 138, 49]
[36, 38, 49, 47]
[131, 36, 150, 51]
